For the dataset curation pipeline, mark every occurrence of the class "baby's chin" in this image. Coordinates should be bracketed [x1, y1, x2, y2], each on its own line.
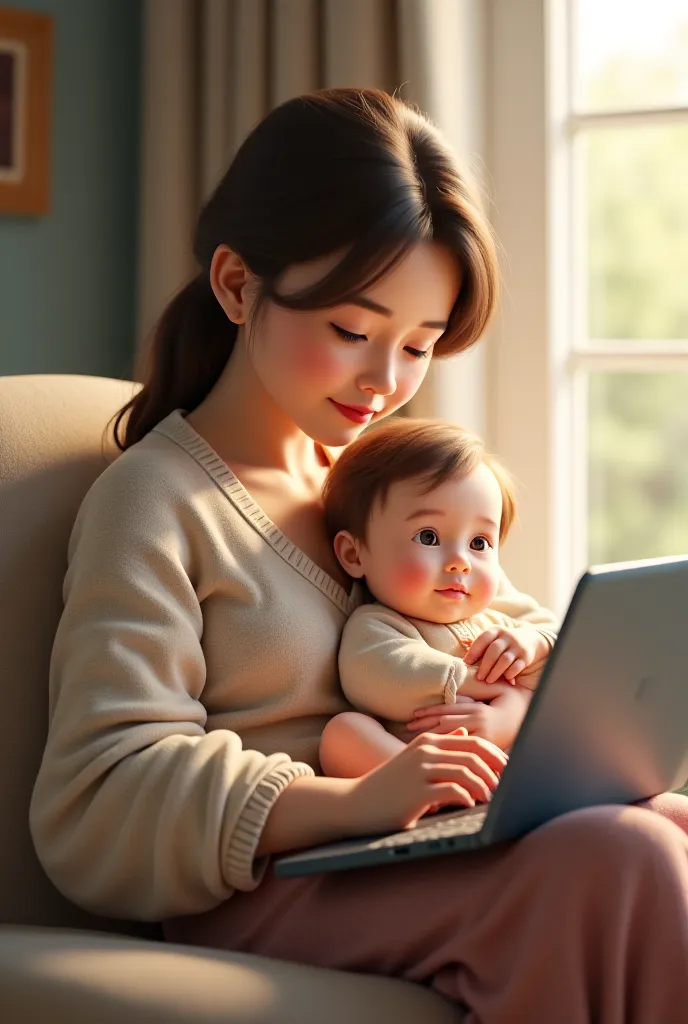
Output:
[375, 596, 481, 624]
[417, 592, 497, 624]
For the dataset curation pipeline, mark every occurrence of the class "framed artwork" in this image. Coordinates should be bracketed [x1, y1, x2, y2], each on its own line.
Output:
[0, 7, 53, 215]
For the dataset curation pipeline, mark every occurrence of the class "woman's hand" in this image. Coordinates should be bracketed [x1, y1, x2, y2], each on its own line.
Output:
[464, 625, 549, 684]
[407, 695, 480, 736]
[407, 692, 530, 751]
[259, 731, 507, 857]
[344, 730, 508, 835]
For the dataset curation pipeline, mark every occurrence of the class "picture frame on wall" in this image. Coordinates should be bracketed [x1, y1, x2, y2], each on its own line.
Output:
[0, 7, 53, 215]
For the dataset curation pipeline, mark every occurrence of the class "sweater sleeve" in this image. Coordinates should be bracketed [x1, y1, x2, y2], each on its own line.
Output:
[489, 568, 560, 648]
[338, 605, 466, 722]
[29, 457, 313, 922]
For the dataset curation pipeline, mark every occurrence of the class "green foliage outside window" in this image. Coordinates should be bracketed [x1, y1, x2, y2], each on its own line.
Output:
[586, 25, 688, 563]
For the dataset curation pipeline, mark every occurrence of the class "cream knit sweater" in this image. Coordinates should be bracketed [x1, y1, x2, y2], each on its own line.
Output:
[30, 410, 559, 922]
[339, 604, 556, 736]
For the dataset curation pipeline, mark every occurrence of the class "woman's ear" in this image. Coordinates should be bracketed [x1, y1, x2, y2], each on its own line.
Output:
[209, 245, 256, 324]
[333, 531, 365, 578]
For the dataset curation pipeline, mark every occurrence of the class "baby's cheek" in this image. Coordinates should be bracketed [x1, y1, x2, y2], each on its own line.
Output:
[472, 565, 501, 609]
[388, 556, 432, 597]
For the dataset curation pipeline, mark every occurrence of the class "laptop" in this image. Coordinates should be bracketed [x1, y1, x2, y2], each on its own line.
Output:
[275, 555, 688, 878]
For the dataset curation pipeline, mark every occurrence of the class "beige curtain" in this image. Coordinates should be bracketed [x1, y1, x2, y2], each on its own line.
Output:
[136, 0, 488, 423]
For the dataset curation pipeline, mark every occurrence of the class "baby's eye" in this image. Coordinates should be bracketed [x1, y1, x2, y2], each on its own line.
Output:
[470, 536, 491, 552]
[413, 528, 439, 547]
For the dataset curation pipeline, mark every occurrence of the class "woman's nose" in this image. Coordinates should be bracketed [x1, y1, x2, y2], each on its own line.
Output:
[358, 354, 396, 396]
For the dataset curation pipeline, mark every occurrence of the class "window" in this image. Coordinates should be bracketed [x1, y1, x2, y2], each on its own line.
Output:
[573, 0, 688, 570]
[488, 0, 688, 613]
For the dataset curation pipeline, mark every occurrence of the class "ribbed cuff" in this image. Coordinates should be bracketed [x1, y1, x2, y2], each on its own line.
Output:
[224, 762, 314, 892]
[445, 658, 467, 704]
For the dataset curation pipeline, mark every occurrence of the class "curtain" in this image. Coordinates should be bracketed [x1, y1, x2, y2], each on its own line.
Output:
[135, 0, 488, 425]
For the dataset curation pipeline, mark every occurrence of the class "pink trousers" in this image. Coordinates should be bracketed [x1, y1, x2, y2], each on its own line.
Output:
[166, 794, 688, 1023]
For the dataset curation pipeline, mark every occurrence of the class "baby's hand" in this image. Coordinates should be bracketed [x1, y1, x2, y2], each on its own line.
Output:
[464, 625, 549, 685]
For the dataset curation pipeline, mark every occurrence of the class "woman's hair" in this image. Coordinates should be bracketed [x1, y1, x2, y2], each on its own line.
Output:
[322, 418, 516, 545]
[115, 87, 499, 450]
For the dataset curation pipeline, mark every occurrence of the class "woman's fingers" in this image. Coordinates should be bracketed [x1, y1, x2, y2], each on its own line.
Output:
[427, 763, 493, 803]
[423, 713, 476, 730]
[423, 731, 509, 774]
[409, 716, 474, 735]
[415, 744, 502, 792]
[426, 782, 476, 810]
[408, 705, 477, 731]
[407, 716, 441, 732]
[412, 698, 474, 717]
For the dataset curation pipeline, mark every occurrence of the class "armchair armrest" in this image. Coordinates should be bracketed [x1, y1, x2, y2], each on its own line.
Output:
[0, 925, 463, 1023]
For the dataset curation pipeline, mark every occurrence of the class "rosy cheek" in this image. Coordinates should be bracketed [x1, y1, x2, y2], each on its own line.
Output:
[388, 553, 433, 596]
[290, 336, 344, 386]
[474, 565, 500, 605]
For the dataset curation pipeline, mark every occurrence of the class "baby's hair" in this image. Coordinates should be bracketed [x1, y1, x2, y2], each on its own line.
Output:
[113, 87, 499, 450]
[322, 418, 516, 545]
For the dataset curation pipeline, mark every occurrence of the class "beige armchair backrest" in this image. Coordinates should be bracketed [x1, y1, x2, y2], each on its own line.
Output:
[0, 374, 139, 930]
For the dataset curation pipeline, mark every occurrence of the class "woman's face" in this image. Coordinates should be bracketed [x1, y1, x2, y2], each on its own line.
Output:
[247, 242, 462, 447]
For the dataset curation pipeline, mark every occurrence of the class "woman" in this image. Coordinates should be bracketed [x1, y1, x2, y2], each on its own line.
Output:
[30, 88, 688, 1021]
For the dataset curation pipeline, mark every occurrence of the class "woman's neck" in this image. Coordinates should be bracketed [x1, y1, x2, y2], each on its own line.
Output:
[187, 336, 325, 479]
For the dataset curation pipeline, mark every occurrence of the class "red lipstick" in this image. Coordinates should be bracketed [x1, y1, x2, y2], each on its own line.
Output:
[329, 400, 376, 424]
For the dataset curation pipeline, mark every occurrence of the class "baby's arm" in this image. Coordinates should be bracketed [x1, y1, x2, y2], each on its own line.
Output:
[338, 605, 468, 722]
[323, 606, 467, 779]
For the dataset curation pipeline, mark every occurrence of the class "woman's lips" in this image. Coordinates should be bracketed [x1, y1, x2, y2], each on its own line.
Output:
[329, 399, 375, 424]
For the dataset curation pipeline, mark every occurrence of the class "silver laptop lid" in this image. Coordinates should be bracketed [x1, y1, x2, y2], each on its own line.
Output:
[482, 556, 688, 843]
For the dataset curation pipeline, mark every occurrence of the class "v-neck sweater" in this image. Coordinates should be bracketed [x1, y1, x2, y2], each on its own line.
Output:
[30, 410, 558, 922]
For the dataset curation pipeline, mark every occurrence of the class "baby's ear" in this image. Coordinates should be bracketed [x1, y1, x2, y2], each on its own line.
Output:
[333, 531, 365, 578]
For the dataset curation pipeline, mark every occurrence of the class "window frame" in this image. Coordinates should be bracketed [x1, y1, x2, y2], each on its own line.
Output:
[486, 0, 688, 614]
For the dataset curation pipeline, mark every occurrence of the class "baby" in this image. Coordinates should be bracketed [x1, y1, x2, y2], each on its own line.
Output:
[319, 418, 558, 779]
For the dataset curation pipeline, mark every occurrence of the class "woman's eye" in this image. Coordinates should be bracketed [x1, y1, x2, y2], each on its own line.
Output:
[331, 323, 366, 343]
[405, 346, 430, 359]
[413, 528, 439, 547]
[470, 536, 491, 552]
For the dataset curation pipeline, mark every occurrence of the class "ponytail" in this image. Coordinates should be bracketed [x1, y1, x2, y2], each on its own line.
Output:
[114, 274, 236, 451]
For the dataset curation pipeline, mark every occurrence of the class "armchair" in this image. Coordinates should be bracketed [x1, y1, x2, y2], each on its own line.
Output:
[0, 373, 461, 1023]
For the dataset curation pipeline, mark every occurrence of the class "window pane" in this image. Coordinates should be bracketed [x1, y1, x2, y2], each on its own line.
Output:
[588, 372, 688, 564]
[585, 123, 688, 341]
[574, 0, 688, 112]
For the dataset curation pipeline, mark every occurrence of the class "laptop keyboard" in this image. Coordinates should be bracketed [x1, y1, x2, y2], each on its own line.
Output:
[368, 807, 488, 849]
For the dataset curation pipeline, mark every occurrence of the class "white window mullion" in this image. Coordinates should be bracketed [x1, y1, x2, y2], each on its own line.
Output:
[487, 0, 552, 606]
[569, 349, 688, 373]
[551, 0, 587, 613]
[569, 106, 688, 132]
[488, 0, 578, 612]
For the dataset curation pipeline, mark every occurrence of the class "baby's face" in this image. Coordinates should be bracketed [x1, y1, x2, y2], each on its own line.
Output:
[352, 463, 503, 623]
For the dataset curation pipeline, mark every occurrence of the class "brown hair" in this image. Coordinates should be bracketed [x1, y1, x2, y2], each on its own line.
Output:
[114, 87, 499, 450]
[322, 418, 516, 545]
